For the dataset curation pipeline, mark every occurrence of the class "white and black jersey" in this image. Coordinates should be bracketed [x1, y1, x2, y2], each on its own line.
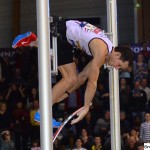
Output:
[66, 20, 113, 56]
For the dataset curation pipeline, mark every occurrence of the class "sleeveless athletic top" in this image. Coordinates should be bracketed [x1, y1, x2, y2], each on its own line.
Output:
[66, 20, 113, 56]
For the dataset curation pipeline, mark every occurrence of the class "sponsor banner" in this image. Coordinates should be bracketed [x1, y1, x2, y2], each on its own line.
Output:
[0, 48, 16, 58]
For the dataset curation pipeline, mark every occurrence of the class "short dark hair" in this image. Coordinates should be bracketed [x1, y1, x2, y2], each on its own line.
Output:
[76, 137, 83, 144]
[114, 46, 133, 67]
[94, 134, 101, 139]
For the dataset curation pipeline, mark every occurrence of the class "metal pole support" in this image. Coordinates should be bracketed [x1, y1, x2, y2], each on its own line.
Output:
[106, 0, 121, 150]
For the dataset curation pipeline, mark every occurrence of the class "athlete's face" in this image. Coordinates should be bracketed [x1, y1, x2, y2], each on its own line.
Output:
[112, 59, 129, 70]
[109, 51, 129, 70]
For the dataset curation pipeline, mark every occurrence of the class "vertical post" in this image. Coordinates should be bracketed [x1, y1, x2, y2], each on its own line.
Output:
[106, 0, 121, 150]
[52, 37, 58, 74]
[134, 0, 138, 43]
[36, 0, 53, 149]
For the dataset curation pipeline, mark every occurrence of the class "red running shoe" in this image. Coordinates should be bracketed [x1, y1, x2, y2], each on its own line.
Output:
[12, 31, 37, 48]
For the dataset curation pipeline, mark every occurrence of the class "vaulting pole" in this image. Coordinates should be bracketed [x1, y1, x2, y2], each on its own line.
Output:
[36, 0, 53, 149]
[106, 0, 121, 150]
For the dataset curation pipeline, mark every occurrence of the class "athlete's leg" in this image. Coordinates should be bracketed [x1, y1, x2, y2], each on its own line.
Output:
[34, 62, 77, 124]
[55, 61, 92, 102]
[52, 62, 78, 104]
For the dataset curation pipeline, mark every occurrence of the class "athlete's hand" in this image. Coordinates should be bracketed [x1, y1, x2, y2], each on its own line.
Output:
[71, 108, 89, 124]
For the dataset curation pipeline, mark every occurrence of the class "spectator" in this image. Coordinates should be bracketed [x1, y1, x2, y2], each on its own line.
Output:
[119, 78, 131, 112]
[131, 115, 142, 132]
[79, 128, 94, 150]
[130, 128, 139, 142]
[0, 57, 12, 93]
[133, 53, 148, 81]
[60, 112, 77, 146]
[91, 135, 103, 150]
[5, 83, 26, 110]
[120, 111, 132, 149]
[29, 99, 40, 141]
[94, 110, 110, 140]
[78, 111, 95, 136]
[27, 87, 39, 108]
[139, 112, 150, 143]
[31, 139, 40, 150]
[124, 135, 138, 150]
[120, 111, 130, 136]
[119, 67, 132, 85]
[53, 138, 61, 150]
[93, 82, 109, 113]
[28, 87, 39, 103]
[15, 47, 32, 80]
[63, 112, 77, 137]
[12, 101, 30, 150]
[72, 137, 87, 150]
[130, 80, 147, 120]
[0, 130, 16, 150]
[28, 63, 38, 91]
[0, 102, 12, 132]
[140, 78, 150, 111]
[11, 67, 27, 87]
[140, 42, 150, 63]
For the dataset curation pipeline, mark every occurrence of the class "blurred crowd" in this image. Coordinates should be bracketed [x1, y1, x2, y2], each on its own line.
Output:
[0, 42, 150, 150]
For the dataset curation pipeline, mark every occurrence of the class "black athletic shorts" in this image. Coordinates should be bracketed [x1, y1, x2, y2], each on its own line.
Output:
[52, 20, 74, 66]
[57, 38, 74, 66]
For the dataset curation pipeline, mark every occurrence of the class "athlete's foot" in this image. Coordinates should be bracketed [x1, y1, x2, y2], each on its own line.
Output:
[12, 31, 37, 48]
[34, 111, 61, 128]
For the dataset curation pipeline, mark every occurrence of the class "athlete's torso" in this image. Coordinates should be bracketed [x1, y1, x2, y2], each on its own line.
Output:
[66, 20, 113, 56]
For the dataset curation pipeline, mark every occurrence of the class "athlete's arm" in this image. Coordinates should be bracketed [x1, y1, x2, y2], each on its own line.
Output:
[84, 39, 107, 110]
[71, 58, 104, 124]
[71, 39, 108, 124]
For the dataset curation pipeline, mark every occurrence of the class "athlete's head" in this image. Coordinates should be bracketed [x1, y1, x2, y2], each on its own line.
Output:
[107, 46, 133, 70]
